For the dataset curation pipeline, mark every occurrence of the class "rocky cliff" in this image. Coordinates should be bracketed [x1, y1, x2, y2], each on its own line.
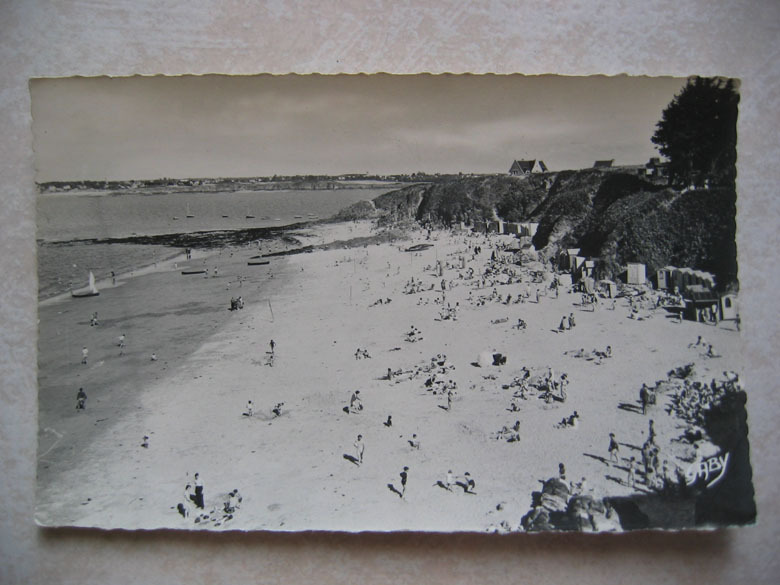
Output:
[337, 170, 738, 290]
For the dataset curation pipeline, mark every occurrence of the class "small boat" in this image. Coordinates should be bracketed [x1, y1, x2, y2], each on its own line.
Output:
[172, 216, 180, 220]
[181, 269, 207, 275]
[246, 214, 255, 219]
[222, 214, 229, 218]
[247, 260, 270, 266]
[72, 271, 100, 297]
[294, 215, 303, 219]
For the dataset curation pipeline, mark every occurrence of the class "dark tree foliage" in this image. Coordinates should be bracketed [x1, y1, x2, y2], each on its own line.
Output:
[652, 77, 739, 188]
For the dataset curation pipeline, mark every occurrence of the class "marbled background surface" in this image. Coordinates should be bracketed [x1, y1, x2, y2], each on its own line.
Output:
[1, 1, 778, 583]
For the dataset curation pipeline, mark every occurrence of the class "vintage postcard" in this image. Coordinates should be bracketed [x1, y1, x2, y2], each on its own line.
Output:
[32, 74, 754, 532]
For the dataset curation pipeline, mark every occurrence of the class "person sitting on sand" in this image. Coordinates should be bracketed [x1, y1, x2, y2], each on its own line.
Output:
[90, 312, 99, 327]
[76, 387, 87, 410]
[141, 435, 149, 448]
[272, 402, 284, 417]
[408, 434, 420, 450]
[150, 352, 158, 361]
[244, 400, 254, 417]
[689, 335, 705, 348]
[558, 316, 568, 331]
[558, 463, 567, 481]
[350, 391, 363, 413]
[463, 471, 476, 494]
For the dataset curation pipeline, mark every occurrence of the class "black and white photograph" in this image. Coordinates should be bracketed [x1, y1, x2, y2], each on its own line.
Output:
[33, 73, 755, 533]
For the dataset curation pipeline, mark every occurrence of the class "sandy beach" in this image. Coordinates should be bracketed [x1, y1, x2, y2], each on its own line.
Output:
[36, 219, 747, 532]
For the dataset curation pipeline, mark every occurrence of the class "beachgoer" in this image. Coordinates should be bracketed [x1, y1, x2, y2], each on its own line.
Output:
[180, 484, 193, 517]
[141, 435, 149, 448]
[81, 347, 88, 365]
[118, 333, 126, 348]
[193, 473, 205, 509]
[446, 470, 454, 491]
[408, 434, 420, 450]
[558, 463, 567, 481]
[354, 434, 364, 465]
[648, 419, 656, 444]
[627, 457, 636, 488]
[150, 353, 157, 361]
[272, 402, 284, 417]
[350, 391, 363, 413]
[269, 339, 276, 354]
[464, 471, 475, 494]
[90, 312, 99, 327]
[608, 432, 620, 465]
[446, 389, 454, 411]
[400, 466, 409, 497]
[244, 400, 254, 417]
[568, 313, 576, 328]
[558, 316, 567, 331]
[384, 415, 392, 427]
[76, 387, 87, 410]
[639, 384, 649, 415]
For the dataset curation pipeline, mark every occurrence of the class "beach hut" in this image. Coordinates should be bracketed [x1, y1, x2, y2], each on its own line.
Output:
[720, 293, 739, 321]
[656, 266, 675, 291]
[683, 284, 720, 322]
[626, 263, 646, 285]
[597, 279, 618, 298]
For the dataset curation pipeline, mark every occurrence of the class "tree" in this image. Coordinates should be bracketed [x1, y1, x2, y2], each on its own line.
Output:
[651, 77, 739, 189]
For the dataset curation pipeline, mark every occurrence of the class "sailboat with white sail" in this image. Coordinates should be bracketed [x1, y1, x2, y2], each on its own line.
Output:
[71, 271, 100, 298]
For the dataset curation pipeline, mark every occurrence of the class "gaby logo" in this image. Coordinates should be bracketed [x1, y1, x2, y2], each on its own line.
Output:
[686, 453, 729, 488]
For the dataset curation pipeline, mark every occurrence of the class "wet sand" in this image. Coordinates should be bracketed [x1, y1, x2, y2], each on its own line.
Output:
[36, 220, 745, 531]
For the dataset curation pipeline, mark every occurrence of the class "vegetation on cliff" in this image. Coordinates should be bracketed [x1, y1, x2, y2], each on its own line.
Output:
[354, 169, 738, 290]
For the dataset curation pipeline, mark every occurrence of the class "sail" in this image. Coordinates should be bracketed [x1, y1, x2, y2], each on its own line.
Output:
[88, 271, 98, 294]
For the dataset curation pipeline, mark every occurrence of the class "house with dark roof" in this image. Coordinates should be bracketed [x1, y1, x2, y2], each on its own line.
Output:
[593, 159, 614, 168]
[509, 159, 548, 175]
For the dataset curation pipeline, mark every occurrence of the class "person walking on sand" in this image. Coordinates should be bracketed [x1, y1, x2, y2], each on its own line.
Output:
[118, 333, 126, 355]
[269, 339, 276, 355]
[627, 457, 637, 488]
[76, 387, 87, 410]
[446, 389, 454, 411]
[354, 434, 364, 465]
[81, 346, 88, 365]
[608, 432, 620, 465]
[400, 466, 409, 497]
[445, 470, 454, 491]
[568, 313, 576, 329]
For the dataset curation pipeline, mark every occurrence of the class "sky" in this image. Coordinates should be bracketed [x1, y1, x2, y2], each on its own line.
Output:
[30, 74, 689, 182]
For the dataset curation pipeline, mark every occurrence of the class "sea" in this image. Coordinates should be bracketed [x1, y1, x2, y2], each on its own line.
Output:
[37, 187, 394, 299]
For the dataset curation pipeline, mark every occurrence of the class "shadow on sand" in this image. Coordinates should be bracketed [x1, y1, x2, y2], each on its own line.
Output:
[342, 454, 359, 466]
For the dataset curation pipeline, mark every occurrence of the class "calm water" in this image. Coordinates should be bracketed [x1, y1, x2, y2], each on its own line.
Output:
[37, 188, 394, 299]
[37, 188, 393, 241]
